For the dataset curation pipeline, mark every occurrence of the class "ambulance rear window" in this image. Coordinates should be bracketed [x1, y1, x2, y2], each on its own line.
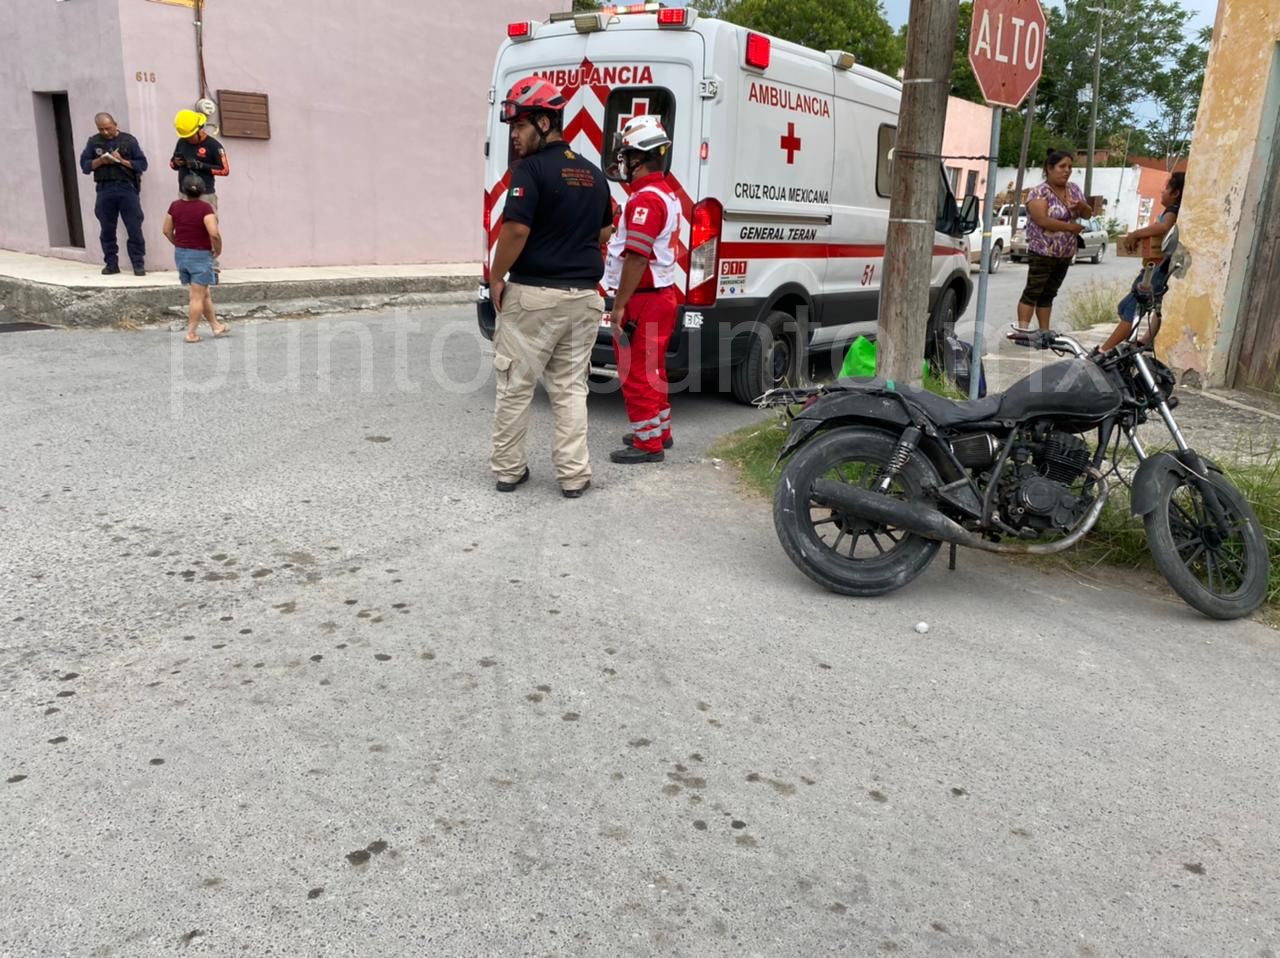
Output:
[603, 88, 676, 177]
[875, 124, 896, 198]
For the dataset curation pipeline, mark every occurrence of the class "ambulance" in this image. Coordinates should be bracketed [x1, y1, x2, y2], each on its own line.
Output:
[477, 3, 978, 403]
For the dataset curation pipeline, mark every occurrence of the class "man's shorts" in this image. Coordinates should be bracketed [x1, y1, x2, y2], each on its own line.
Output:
[175, 247, 217, 287]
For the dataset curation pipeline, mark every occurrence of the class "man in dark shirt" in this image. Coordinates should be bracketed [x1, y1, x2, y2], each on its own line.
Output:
[170, 109, 229, 202]
[79, 112, 149, 276]
[488, 75, 613, 499]
[170, 109, 228, 269]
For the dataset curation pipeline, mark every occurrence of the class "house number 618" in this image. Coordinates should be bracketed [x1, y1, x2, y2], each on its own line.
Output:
[135, 72, 157, 83]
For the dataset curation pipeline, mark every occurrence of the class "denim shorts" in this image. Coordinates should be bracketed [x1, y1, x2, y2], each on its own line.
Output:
[1117, 265, 1170, 324]
[175, 247, 217, 287]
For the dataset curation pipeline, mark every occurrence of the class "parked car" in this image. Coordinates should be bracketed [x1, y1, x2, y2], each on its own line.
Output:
[967, 220, 1012, 271]
[996, 203, 1028, 231]
[1009, 216, 1109, 264]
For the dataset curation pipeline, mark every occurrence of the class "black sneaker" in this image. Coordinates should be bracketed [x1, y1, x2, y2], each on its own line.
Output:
[496, 466, 530, 492]
[609, 447, 664, 464]
[132, 266, 146, 277]
[623, 433, 673, 450]
[561, 480, 591, 499]
[101, 265, 120, 275]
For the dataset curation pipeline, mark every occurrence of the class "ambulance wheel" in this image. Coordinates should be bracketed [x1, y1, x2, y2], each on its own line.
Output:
[732, 310, 797, 404]
[925, 288, 958, 368]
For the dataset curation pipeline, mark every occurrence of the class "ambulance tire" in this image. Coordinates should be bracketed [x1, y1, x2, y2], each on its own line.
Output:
[732, 310, 798, 404]
[925, 288, 958, 369]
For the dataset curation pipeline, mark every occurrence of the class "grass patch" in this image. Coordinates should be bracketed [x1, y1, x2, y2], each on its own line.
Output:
[712, 419, 1280, 621]
[708, 416, 789, 498]
[1063, 278, 1130, 331]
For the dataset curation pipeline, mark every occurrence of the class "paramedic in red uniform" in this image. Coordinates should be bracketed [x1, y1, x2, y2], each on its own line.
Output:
[488, 76, 613, 498]
[604, 115, 680, 464]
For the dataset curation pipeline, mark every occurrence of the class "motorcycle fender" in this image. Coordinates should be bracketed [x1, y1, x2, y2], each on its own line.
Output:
[773, 393, 913, 465]
[775, 419, 823, 465]
[1130, 451, 1222, 516]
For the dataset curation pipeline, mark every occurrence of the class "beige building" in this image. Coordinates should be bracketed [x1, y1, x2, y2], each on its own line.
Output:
[1162, 1, 1280, 394]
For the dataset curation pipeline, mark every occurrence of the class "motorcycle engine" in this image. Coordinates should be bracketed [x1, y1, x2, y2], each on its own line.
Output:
[999, 430, 1095, 535]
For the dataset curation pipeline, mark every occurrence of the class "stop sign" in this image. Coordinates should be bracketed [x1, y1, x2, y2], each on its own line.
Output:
[968, 0, 1046, 109]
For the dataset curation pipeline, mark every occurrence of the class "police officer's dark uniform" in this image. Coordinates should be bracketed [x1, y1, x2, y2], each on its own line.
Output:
[79, 121, 149, 275]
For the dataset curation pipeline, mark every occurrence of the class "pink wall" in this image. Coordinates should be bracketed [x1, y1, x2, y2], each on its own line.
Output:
[941, 96, 995, 213]
[115, 0, 556, 268]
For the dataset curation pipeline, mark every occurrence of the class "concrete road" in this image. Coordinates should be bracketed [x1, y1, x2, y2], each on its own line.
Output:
[1, 308, 1277, 957]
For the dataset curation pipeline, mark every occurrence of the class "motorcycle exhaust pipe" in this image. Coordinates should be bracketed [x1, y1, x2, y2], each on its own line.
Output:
[809, 473, 1109, 556]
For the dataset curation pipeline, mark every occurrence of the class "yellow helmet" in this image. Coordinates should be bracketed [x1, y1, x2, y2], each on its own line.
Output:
[174, 109, 207, 138]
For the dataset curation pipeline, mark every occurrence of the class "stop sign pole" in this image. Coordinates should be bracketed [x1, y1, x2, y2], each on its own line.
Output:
[966, 0, 1047, 399]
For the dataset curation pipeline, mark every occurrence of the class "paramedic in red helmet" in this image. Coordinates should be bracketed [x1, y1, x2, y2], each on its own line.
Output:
[604, 115, 679, 464]
[488, 75, 613, 498]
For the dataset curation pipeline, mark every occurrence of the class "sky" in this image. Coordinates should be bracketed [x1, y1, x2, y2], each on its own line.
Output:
[881, 0, 1219, 36]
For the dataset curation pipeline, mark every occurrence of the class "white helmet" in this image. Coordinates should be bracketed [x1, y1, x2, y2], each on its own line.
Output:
[615, 114, 671, 155]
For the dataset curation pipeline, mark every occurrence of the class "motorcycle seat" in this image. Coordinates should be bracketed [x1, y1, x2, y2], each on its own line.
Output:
[833, 377, 1002, 426]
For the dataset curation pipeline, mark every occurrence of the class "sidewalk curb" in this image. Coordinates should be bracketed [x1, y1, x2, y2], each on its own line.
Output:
[0, 272, 478, 328]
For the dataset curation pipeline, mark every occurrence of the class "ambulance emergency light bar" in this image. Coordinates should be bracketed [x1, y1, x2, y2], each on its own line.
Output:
[542, 3, 695, 26]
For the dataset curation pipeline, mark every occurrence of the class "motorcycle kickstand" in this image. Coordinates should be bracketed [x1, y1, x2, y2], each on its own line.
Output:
[948, 542, 957, 571]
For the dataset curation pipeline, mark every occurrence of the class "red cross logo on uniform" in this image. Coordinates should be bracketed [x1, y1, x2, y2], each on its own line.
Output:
[780, 123, 802, 164]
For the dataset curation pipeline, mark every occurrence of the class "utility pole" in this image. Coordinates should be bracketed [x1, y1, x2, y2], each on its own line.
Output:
[1010, 84, 1037, 234]
[1084, 1, 1109, 198]
[877, 0, 958, 385]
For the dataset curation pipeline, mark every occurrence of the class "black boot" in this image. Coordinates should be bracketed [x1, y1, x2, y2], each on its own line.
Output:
[609, 446, 664, 464]
[496, 466, 530, 492]
[101, 265, 120, 275]
[623, 433, 673, 450]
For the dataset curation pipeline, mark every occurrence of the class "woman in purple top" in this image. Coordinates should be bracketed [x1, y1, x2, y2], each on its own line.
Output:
[1016, 151, 1094, 331]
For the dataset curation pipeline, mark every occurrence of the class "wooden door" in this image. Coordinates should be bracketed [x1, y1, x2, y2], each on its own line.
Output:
[1232, 135, 1280, 394]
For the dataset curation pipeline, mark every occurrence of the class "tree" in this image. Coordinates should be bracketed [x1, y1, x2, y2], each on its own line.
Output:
[695, 0, 905, 77]
[1142, 25, 1211, 169]
[949, 1, 983, 104]
[1034, 0, 1191, 151]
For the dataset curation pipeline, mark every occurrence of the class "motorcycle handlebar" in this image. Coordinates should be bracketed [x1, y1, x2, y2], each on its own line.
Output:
[1005, 328, 1088, 358]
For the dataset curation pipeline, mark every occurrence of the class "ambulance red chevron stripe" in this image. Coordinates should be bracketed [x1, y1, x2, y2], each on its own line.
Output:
[486, 58, 692, 303]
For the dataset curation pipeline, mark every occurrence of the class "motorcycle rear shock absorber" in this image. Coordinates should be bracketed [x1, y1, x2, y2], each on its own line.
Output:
[877, 426, 922, 493]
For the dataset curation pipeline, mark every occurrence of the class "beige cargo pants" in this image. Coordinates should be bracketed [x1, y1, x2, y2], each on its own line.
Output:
[491, 282, 604, 490]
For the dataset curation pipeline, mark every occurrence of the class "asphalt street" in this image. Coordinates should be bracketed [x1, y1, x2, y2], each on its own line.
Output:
[1, 287, 1277, 957]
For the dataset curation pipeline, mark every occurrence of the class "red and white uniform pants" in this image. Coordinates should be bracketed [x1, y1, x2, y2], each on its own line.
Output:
[613, 287, 677, 452]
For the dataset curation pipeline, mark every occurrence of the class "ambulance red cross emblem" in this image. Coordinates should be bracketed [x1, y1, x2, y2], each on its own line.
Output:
[780, 122, 801, 164]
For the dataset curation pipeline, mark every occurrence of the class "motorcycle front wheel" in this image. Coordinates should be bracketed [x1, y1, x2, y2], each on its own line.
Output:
[773, 426, 941, 596]
[1144, 469, 1271, 619]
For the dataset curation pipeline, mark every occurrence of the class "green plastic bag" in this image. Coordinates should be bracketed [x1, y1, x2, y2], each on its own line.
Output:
[838, 335, 931, 380]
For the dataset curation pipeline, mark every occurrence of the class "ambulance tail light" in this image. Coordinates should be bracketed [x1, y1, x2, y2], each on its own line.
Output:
[745, 32, 771, 70]
[656, 8, 691, 27]
[507, 21, 534, 41]
[686, 198, 722, 307]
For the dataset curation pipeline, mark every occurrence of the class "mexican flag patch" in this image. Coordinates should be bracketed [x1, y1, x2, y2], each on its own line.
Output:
[509, 186, 525, 199]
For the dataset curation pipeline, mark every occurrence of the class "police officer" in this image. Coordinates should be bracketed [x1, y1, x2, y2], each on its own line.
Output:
[79, 112, 148, 276]
[488, 75, 613, 499]
[604, 116, 680, 463]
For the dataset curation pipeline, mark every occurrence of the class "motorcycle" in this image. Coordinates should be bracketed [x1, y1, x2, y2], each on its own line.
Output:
[764, 314, 1271, 620]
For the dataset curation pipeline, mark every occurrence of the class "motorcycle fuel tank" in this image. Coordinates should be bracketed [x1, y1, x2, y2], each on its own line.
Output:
[998, 359, 1122, 424]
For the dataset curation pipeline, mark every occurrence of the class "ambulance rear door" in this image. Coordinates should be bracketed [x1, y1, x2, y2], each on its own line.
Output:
[485, 22, 704, 298]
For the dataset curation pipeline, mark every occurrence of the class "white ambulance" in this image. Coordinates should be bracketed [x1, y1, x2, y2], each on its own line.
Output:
[477, 3, 977, 403]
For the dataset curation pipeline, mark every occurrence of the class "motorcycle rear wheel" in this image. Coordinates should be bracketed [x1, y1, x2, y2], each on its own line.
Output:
[1144, 469, 1270, 620]
[773, 426, 942, 596]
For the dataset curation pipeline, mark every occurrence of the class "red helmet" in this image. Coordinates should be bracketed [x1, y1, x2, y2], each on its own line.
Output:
[500, 75, 567, 123]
